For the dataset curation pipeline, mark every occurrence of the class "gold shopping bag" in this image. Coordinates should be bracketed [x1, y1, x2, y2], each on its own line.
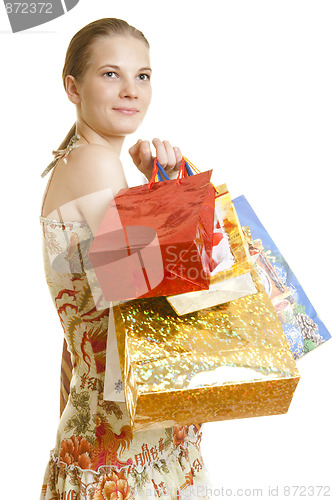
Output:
[167, 184, 258, 315]
[113, 267, 300, 431]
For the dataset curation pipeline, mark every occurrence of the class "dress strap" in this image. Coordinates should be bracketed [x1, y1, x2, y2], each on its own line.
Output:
[40, 134, 81, 178]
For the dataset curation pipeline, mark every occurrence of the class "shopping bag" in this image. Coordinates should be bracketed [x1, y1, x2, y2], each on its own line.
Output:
[233, 195, 331, 359]
[113, 267, 300, 431]
[103, 302, 126, 402]
[88, 158, 215, 301]
[167, 182, 258, 315]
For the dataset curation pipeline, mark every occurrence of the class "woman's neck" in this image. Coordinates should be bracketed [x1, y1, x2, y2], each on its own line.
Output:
[75, 120, 125, 156]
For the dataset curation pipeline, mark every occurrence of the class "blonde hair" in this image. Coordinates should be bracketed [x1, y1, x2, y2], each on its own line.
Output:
[56, 18, 149, 151]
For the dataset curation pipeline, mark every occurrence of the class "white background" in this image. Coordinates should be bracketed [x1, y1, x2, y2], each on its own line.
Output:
[1, 1, 331, 498]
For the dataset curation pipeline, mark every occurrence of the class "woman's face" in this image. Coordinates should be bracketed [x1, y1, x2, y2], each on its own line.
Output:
[74, 35, 152, 138]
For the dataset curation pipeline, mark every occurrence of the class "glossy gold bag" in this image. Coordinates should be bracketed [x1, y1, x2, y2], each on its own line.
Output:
[113, 268, 300, 431]
[166, 183, 258, 315]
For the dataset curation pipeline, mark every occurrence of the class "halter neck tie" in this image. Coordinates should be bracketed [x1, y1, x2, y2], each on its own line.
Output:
[40, 134, 81, 178]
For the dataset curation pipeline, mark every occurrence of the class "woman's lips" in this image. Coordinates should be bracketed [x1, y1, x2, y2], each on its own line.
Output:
[113, 108, 139, 115]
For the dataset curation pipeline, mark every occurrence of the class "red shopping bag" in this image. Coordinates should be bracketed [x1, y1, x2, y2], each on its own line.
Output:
[88, 158, 215, 301]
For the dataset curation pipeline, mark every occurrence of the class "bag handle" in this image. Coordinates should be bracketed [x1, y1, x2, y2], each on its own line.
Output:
[147, 155, 217, 192]
[147, 157, 195, 190]
[182, 156, 201, 175]
[181, 156, 218, 192]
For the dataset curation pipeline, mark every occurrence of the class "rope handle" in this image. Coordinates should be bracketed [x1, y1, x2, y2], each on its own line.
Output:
[148, 157, 195, 189]
[182, 156, 217, 192]
[147, 155, 217, 192]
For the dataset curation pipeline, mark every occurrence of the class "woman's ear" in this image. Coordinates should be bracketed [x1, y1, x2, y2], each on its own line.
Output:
[65, 75, 81, 105]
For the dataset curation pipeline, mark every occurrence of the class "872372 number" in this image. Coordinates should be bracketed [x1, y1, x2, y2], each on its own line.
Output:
[283, 485, 331, 496]
[5, 3, 53, 14]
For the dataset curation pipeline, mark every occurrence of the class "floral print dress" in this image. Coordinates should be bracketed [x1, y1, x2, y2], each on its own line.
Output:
[39, 140, 211, 500]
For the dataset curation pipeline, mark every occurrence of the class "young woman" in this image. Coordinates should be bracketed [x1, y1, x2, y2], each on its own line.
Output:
[39, 18, 211, 499]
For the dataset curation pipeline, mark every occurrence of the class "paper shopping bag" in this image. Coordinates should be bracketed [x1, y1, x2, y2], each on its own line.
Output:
[233, 195, 331, 359]
[167, 184, 257, 315]
[113, 267, 300, 431]
[88, 159, 215, 301]
[103, 303, 126, 402]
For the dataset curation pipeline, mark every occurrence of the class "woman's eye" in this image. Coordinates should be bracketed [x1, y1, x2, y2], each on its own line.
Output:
[104, 71, 117, 78]
[138, 73, 151, 81]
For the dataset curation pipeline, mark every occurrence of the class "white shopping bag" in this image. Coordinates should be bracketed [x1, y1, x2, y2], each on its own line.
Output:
[167, 271, 257, 316]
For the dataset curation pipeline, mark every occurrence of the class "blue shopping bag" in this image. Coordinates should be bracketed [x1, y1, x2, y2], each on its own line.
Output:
[233, 195, 331, 359]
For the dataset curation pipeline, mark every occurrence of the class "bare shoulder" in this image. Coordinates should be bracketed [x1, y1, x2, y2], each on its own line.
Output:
[62, 144, 129, 236]
[71, 143, 121, 162]
[69, 143, 124, 178]
[67, 143, 128, 196]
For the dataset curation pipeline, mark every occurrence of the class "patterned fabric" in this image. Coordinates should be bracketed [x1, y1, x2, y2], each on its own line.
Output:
[39, 148, 211, 499]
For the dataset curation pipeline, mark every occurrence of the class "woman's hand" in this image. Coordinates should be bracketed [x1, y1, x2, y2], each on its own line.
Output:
[129, 138, 183, 181]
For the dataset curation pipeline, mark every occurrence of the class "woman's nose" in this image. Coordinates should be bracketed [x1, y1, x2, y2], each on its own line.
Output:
[119, 79, 138, 99]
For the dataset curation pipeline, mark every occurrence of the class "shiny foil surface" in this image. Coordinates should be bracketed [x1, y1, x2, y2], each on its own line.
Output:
[113, 268, 300, 431]
[210, 184, 253, 285]
[89, 169, 216, 301]
[166, 184, 258, 315]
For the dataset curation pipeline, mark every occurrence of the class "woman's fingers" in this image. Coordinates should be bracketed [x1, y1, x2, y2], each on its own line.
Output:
[173, 146, 182, 170]
[128, 139, 151, 163]
[152, 138, 180, 171]
[130, 138, 183, 179]
[128, 139, 142, 164]
[162, 140, 177, 170]
[128, 140, 154, 179]
[152, 138, 167, 168]
[139, 140, 153, 167]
